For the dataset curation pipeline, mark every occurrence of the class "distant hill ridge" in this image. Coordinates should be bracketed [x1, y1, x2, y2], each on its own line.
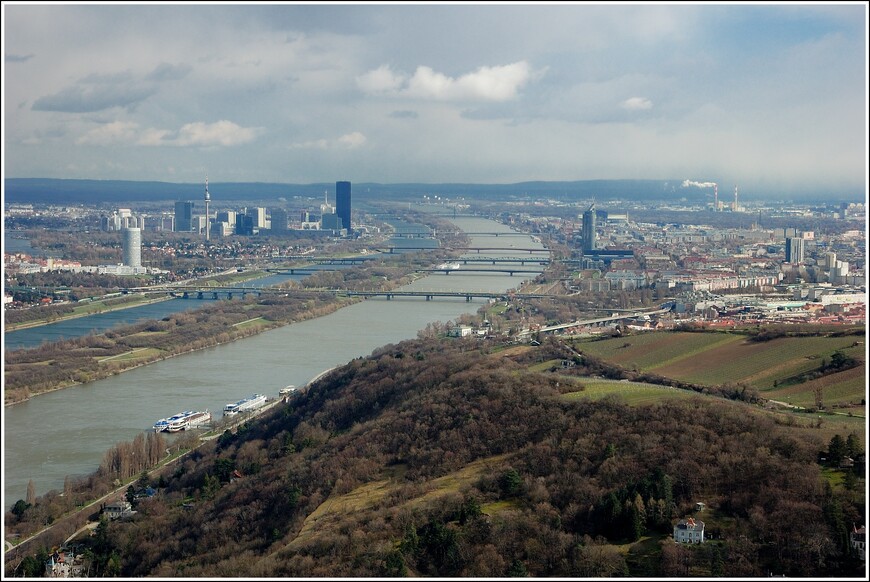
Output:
[0, 177, 791, 204]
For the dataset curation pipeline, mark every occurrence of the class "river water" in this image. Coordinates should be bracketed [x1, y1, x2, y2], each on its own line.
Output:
[2, 217, 545, 508]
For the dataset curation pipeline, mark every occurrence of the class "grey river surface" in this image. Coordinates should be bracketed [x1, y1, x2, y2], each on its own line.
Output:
[3, 267, 341, 351]
[2, 217, 546, 508]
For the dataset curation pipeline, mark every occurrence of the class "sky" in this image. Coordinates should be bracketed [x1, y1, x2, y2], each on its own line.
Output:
[2, 2, 868, 197]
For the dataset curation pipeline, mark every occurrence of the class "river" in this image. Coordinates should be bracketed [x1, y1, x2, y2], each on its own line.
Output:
[2, 217, 545, 508]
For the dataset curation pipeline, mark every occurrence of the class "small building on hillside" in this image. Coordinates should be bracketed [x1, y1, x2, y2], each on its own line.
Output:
[851, 525, 866, 561]
[674, 517, 705, 544]
[45, 550, 86, 578]
[102, 500, 135, 520]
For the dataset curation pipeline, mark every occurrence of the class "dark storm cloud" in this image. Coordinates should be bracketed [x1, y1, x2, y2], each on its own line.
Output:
[5, 53, 35, 63]
[32, 72, 156, 113]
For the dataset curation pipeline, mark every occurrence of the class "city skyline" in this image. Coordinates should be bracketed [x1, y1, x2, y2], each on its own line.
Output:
[2, 2, 867, 198]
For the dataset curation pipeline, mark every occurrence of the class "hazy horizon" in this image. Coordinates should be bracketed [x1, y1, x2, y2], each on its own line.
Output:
[3, 3, 867, 197]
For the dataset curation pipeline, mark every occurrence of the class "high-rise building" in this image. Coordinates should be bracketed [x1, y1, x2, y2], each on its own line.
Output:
[336, 181, 352, 234]
[582, 204, 597, 253]
[216, 210, 237, 226]
[785, 237, 804, 264]
[247, 207, 267, 228]
[270, 208, 288, 233]
[122, 227, 142, 268]
[174, 201, 194, 232]
[236, 214, 255, 236]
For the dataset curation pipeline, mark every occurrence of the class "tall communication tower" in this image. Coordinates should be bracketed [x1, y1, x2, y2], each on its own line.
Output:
[204, 177, 211, 241]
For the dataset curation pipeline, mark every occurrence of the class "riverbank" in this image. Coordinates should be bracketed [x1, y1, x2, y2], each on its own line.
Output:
[4, 295, 174, 332]
[4, 269, 272, 332]
[3, 266, 434, 407]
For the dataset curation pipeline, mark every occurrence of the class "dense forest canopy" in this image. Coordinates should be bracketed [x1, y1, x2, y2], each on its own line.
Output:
[25, 335, 860, 578]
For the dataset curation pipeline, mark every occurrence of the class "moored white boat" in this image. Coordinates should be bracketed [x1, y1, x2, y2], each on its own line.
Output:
[154, 410, 194, 432]
[223, 393, 267, 416]
[168, 410, 211, 432]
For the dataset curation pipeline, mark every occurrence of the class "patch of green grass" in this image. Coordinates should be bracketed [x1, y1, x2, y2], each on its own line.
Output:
[233, 317, 266, 329]
[481, 499, 522, 516]
[561, 379, 700, 406]
[527, 359, 562, 373]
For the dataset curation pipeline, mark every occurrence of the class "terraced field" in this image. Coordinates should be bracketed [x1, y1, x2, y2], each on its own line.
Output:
[574, 332, 741, 371]
[571, 331, 865, 410]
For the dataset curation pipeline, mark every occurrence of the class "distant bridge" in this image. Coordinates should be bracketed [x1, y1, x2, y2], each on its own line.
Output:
[536, 307, 673, 333]
[121, 285, 553, 303]
[376, 246, 549, 254]
[416, 268, 542, 276]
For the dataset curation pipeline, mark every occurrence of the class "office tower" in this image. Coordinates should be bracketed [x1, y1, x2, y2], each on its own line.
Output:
[122, 227, 142, 268]
[271, 208, 288, 233]
[236, 214, 254, 236]
[336, 181, 352, 234]
[246, 207, 266, 228]
[321, 212, 342, 230]
[785, 237, 804, 264]
[174, 201, 194, 232]
[216, 210, 237, 226]
[582, 204, 596, 253]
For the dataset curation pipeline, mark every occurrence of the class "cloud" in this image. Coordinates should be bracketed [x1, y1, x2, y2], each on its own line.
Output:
[32, 72, 156, 113]
[337, 132, 367, 148]
[356, 64, 405, 94]
[5, 53, 34, 63]
[621, 96, 653, 110]
[76, 121, 141, 145]
[389, 110, 418, 119]
[358, 61, 535, 101]
[289, 131, 367, 150]
[173, 121, 261, 147]
[76, 120, 261, 147]
[146, 62, 192, 82]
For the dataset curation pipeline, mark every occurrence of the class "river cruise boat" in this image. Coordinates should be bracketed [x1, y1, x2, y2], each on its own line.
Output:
[224, 393, 267, 416]
[168, 410, 211, 432]
[279, 385, 296, 396]
[153, 410, 194, 432]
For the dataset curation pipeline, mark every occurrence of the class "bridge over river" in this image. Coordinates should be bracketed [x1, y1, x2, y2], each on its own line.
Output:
[121, 285, 555, 302]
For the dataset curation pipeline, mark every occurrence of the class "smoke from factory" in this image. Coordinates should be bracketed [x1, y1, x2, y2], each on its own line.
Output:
[681, 179, 717, 189]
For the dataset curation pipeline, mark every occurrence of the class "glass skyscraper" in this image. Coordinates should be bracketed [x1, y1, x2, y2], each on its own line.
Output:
[336, 181, 351, 234]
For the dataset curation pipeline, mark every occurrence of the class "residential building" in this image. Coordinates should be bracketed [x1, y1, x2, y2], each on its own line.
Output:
[102, 500, 135, 520]
[673, 517, 705, 544]
[785, 237, 805, 264]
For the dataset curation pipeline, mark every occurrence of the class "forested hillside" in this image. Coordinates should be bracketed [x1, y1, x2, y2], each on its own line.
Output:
[66, 337, 864, 577]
